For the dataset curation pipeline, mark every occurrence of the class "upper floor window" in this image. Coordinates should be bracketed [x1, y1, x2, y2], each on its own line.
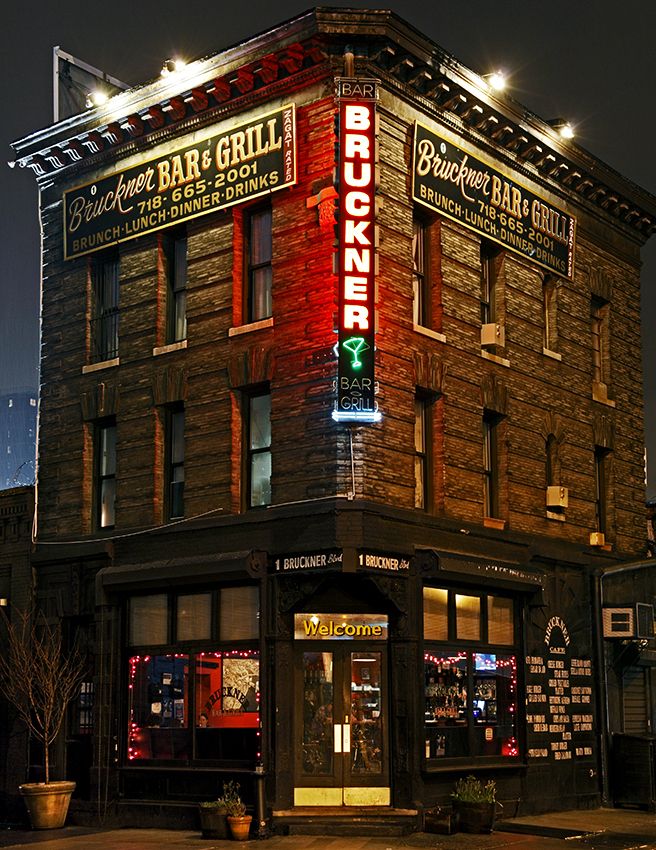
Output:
[483, 410, 501, 519]
[245, 207, 272, 322]
[594, 446, 610, 535]
[247, 390, 271, 508]
[412, 215, 428, 327]
[92, 251, 119, 362]
[166, 407, 185, 520]
[542, 275, 558, 351]
[415, 393, 430, 509]
[591, 297, 610, 388]
[164, 230, 187, 343]
[546, 433, 558, 487]
[96, 419, 116, 529]
[480, 241, 500, 325]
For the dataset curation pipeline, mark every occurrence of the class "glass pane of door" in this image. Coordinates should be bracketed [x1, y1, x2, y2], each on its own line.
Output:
[350, 652, 382, 775]
[302, 651, 334, 776]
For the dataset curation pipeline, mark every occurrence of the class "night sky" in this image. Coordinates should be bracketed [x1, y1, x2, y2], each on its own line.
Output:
[1, 1, 655, 495]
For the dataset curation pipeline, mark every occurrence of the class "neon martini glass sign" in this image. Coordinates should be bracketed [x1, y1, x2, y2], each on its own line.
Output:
[342, 336, 369, 369]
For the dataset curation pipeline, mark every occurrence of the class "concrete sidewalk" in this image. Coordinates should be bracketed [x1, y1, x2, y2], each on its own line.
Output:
[0, 808, 653, 850]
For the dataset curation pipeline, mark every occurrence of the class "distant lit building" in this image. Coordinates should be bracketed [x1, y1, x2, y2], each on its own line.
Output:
[0, 390, 37, 489]
[10, 7, 656, 833]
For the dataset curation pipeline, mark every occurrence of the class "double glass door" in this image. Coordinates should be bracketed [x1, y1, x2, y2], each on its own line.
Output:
[294, 646, 389, 806]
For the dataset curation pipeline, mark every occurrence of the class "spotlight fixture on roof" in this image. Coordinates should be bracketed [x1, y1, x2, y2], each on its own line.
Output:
[484, 71, 507, 92]
[549, 119, 575, 140]
[85, 89, 109, 109]
[161, 58, 187, 77]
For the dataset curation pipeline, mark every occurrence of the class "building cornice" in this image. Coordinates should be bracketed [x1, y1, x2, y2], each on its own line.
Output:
[9, 7, 656, 242]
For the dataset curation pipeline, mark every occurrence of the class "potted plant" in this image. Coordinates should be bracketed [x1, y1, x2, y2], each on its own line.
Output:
[223, 780, 252, 841]
[198, 796, 229, 839]
[0, 606, 86, 829]
[451, 775, 497, 834]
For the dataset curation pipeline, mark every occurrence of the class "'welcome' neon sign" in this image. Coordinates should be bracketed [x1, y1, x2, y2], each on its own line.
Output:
[333, 78, 380, 422]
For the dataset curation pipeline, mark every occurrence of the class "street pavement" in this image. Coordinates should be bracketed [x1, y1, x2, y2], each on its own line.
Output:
[0, 808, 654, 850]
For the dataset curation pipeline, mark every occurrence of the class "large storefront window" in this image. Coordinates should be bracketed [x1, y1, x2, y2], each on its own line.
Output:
[127, 588, 260, 765]
[423, 587, 519, 763]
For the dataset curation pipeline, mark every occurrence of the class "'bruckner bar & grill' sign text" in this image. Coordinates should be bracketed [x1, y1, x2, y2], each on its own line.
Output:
[64, 105, 296, 259]
[412, 122, 575, 278]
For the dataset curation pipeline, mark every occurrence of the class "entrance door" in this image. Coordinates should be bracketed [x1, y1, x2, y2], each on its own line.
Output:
[294, 646, 390, 806]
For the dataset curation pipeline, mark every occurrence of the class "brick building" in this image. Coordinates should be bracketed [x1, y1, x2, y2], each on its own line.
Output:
[9, 8, 656, 832]
[0, 390, 37, 490]
[0, 486, 35, 820]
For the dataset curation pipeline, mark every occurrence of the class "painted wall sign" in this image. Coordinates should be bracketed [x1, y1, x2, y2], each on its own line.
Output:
[412, 122, 575, 279]
[271, 549, 343, 573]
[359, 551, 410, 572]
[525, 615, 595, 762]
[334, 78, 380, 422]
[63, 104, 296, 259]
[294, 613, 388, 641]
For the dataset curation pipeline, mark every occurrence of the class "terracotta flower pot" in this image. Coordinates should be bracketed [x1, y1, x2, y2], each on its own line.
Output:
[19, 781, 76, 830]
[228, 814, 252, 841]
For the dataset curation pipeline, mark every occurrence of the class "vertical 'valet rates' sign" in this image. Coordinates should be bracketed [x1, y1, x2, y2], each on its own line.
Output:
[333, 78, 380, 423]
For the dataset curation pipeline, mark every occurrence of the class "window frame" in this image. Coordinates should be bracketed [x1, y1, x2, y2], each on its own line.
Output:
[414, 392, 431, 510]
[246, 388, 272, 509]
[412, 214, 430, 327]
[245, 205, 273, 323]
[165, 405, 185, 520]
[591, 296, 610, 389]
[542, 275, 558, 351]
[91, 250, 120, 362]
[126, 587, 261, 767]
[164, 229, 188, 344]
[95, 418, 117, 530]
[594, 446, 610, 535]
[483, 410, 501, 519]
[423, 585, 520, 765]
[480, 241, 500, 326]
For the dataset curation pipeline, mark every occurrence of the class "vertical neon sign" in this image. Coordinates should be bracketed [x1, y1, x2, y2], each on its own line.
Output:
[333, 78, 380, 423]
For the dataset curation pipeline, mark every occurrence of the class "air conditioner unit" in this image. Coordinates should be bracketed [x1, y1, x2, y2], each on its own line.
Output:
[589, 531, 605, 546]
[603, 607, 634, 638]
[481, 323, 505, 347]
[602, 604, 655, 639]
[546, 486, 568, 509]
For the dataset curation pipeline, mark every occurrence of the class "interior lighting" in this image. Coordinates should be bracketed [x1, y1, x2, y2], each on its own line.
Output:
[484, 71, 507, 92]
[85, 89, 109, 108]
[161, 58, 187, 77]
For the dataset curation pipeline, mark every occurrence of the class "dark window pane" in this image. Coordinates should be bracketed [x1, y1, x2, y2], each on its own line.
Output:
[130, 594, 168, 646]
[249, 394, 271, 450]
[250, 451, 271, 507]
[127, 654, 189, 761]
[220, 586, 259, 641]
[177, 593, 211, 642]
[248, 208, 272, 321]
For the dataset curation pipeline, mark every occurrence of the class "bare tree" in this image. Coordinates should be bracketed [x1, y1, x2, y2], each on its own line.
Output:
[0, 606, 87, 784]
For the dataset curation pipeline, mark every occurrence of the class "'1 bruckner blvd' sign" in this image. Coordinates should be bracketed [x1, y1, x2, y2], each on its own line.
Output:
[63, 104, 296, 259]
[413, 122, 575, 278]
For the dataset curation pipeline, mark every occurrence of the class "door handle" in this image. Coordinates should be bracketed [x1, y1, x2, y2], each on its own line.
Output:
[343, 718, 351, 752]
[333, 724, 342, 753]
